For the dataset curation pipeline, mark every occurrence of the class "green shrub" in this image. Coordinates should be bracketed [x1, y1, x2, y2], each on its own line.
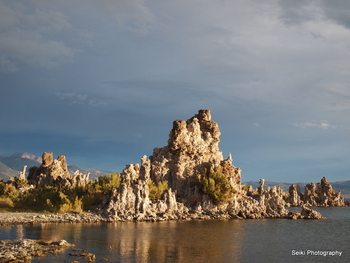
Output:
[0, 172, 123, 213]
[16, 179, 28, 188]
[36, 186, 61, 212]
[96, 173, 121, 195]
[147, 180, 168, 201]
[242, 185, 250, 192]
[0, 183, 18, 197]
[0, 197, 15, 208]
[58, 194, 83, 213]
[201, 168, 234, 205]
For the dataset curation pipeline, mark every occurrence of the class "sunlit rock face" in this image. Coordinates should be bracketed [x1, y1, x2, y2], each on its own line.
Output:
[23, 111, 341, 220]
[150, 109, 241, 204]
[27, 152, 89, 188]
[302, 177, 346, 207]
[99, 110, 300, 220]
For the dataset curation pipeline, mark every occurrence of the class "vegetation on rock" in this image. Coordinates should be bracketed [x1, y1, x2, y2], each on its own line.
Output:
[147, 180, 168, 201]
[0, 172, 124, 213]
[201, 168, 235, 205]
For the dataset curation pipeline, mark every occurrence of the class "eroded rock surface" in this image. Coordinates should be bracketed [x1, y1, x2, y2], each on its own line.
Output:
[98, 109, 312, 220]
[284, 177, 346, 207]
[27, 152, 89, 188]
[301, 206, 325, 219]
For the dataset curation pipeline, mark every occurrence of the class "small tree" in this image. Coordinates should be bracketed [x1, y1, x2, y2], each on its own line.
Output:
[201, 168, 234, 205]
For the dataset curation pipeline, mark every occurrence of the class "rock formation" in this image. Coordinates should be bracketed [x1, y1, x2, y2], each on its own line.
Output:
[286, 184, 301, 206]
[150, 109, 241, 203]
[285, 177, 346, 207]
[98, 110, 321, 220]
[301, 206, 324, 219]
[27, 152, 89, 188]
[18, 165, 27, 181]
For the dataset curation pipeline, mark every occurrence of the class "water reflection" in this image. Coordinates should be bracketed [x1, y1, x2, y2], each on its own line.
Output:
[1, 208, 349, 263]
[0, 224, 24, 240]
[104, 220, 245, 262]
[20, 220, 246, 262]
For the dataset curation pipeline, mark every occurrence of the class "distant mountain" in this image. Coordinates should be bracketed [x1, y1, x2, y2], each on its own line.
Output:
[244, 180, 350, 199]
[0, 161, 19, 180]
[331, 181, 350, 199]
[243, 180, 304, 192]
[0, 152, 109, 181]
[10, 152, 42, 163]
[0, 152, 42, 172]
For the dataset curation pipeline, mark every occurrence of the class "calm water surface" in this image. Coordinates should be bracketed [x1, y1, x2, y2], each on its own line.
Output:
[0, 207, 349, 262]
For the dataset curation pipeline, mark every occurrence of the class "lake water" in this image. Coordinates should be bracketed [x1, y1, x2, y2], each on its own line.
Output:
[0, 207, 349, 262]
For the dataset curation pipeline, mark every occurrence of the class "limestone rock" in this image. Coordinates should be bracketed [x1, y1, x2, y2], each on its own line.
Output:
[99, 110, 300, 220]
[27, 152, 89, 188]
[283, 177, 346, 207]
[258, 179, 264, 195]
[18, 165, 27, 181]
[287, 184, 301, 207]
[301, 206, 324, 219]
[150, 109, 241, 204]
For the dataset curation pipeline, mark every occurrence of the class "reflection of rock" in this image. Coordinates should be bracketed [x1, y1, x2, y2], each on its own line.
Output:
[27, 152, 89, 188]
[99, 110, 317, 220]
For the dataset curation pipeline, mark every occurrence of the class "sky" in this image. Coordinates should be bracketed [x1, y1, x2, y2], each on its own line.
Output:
[1, 0, 350, 183]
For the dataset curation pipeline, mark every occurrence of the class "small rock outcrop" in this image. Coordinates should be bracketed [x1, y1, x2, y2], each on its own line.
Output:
[301, 206, 324, 219]
[303, 177, 345, 206]
[285, 177, 346, 207]
[98, 110, 315, 220]
[0, 239, 74, 262]
[27, 152, 89, 188]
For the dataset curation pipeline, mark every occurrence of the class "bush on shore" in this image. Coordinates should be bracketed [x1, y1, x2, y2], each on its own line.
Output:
[0, 173, 123, 213]
[0, 172, 171, 213]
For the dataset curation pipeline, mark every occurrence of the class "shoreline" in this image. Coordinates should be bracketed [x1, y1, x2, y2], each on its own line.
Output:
[0, 212, 110, 227]
[0, 207, 325, 227]
[0, 239, 75, 262]
[0, 211, 237, 226]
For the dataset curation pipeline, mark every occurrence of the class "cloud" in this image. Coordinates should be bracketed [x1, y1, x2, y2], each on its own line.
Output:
[320, 0, 350, 29]
[55, 92, 107, 107]
[292, 121, 337, 129]
[94, 0, 156, 34]
[2, 0, 350, 181]
[277, 0, 324, 25]
[0, 1, 78, 71]
[323, 85, 350, 99]
[0, 54, 18, 73]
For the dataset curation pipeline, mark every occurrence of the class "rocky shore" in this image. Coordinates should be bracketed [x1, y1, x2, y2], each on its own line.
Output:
[0, 212, 108, 227]
[0, 239, 74, 263]
[0, 204, 324, 228]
